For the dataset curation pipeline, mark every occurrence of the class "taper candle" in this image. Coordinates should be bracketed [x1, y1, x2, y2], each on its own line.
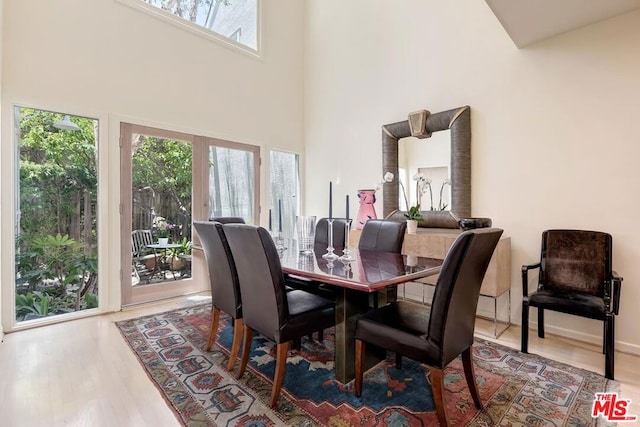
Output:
[268, 209, 272, 231]
[278, 199, 283, 232]
[329, 182, 333, 220]
[345, 194, 349, 221]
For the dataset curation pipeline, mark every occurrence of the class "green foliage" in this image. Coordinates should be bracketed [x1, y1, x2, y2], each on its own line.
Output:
[15, 292, 53, 318]
[404, 205, 423, 221]
[170, 238, 192, 257]
[17, 108, 97, 240]
[84, 293, 99, 309]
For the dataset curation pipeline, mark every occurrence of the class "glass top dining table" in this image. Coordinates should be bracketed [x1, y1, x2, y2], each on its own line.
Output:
[278, 240, 443, 383]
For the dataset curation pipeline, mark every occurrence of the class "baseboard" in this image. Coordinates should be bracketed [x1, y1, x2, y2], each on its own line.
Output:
[525, 321, 640, 357]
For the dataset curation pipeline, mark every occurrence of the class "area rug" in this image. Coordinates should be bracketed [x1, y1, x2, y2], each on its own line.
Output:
[116, 303, 617, 426]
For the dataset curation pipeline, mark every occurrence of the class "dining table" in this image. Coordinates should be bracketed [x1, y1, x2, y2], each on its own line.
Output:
[278, 240, 443, 383]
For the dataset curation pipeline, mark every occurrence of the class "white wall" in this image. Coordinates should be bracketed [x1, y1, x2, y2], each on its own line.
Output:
[0, 0, 305, 326]
[305, 0, 640, 353]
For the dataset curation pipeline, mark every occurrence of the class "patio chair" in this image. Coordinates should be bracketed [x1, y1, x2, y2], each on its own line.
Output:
[131, 230, 156, 282]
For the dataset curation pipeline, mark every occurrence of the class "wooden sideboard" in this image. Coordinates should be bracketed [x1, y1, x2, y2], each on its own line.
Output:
[349, 227, 512, 336]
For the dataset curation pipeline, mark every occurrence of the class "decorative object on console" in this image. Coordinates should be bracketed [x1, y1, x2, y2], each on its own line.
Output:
[457, 217, 492, 231]
[355, 189, 377, 230]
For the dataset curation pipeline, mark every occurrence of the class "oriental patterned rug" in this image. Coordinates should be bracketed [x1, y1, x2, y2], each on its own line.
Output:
[116, 303, 617, 426]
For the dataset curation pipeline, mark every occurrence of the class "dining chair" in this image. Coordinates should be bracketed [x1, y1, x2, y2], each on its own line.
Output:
[315, 217, 350, 247]
[358, 219, 407, 253]
[358, 219, 407, 307]
[354, 228, 503, 426]
[193, 221, 244, 371]
[521, 229, 623, 380]
[224, 224, 336, 408]
[209, 216, 246, 224]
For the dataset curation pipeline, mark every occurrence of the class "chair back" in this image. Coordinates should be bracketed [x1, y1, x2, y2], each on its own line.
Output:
[131, 230, 153, 257]
[428, 228, 503, 365]
[358, 219, 407, 253]
[315, 218, 350, 247]
[540, 229, 611, 297]
[193, 221, 242, 318]
[209, 216, 246, 224]
[224, 224, 289, 342]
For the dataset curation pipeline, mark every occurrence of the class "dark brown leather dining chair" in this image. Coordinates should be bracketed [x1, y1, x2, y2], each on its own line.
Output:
[521, 229, 623, 380]
[359, 219, 407, 307]
[224, 224, 336, 408]
[209, 216, 246, 224]
[354, 228, 503, 426]
[193, 221, 244, 371]
[358, 219, 407, 253]
[315, 217, 350, 246]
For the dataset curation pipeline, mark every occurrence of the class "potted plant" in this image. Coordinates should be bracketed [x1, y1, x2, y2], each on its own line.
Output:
[404, 205, 423, 234]
[154, 217, 174, 244]
[169, 238, 192, 271]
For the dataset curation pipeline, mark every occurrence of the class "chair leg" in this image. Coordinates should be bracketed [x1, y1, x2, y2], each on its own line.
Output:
[395, 353, 402, 370]
[521, 302, 529, 353]
[226, 318, 243, 371]
[605, 315, 615, 380]
[538, 308, 545, 338]
[603, 321, 607, 355]
[430, 368, 449, 427]
[354, 339, 365, 397]
[270, 342, 290, 408]
[205, 306, 221, 351]
[292, 338, 302, 350]
[237, 325, 253, 379]
[462, 347, 482, 409]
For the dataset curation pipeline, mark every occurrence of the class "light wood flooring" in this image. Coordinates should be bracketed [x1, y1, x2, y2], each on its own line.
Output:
[1, 294, 638, 426]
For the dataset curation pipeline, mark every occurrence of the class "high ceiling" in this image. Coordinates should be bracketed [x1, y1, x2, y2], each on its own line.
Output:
[486, 0, 640, 47]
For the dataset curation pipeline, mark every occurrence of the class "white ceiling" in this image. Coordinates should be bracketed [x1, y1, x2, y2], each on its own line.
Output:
[486, 0, 640, 47]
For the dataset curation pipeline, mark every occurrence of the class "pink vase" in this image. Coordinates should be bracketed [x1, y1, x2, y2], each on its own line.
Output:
[355, 189, 377, 230]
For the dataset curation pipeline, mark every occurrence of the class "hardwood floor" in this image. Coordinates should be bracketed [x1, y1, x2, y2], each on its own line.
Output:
[1, 294, 638, 426]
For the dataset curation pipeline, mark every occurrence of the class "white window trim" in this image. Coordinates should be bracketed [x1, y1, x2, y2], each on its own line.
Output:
[115, 0, 262, 59]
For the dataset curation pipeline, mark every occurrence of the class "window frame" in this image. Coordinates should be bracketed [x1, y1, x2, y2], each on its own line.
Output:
[115, 0, 262, 58]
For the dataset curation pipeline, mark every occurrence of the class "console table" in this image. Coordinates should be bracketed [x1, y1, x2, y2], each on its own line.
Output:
[349, 227, 512, 337]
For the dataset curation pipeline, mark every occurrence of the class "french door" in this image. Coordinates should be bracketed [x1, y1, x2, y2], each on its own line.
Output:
[120, 123, 260, 306]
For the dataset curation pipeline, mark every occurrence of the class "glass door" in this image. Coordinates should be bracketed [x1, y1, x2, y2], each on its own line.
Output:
[120, 123, 202, 305]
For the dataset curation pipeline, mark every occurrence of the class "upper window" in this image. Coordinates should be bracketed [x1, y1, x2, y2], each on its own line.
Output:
[125, 0, 259, 54]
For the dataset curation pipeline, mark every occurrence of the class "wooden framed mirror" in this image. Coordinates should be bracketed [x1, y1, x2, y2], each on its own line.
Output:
[382, 106, 471, 228]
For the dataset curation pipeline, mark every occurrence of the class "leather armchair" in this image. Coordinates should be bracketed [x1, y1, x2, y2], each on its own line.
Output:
[521, 229, 623, 380]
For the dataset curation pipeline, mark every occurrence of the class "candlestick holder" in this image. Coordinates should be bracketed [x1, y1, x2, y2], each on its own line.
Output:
[273, 230, 287, 252]
[322, 218, 339, 260]
[338, 220, 355, 262]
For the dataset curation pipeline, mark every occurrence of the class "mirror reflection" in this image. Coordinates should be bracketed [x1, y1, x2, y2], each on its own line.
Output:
[398, 130, 451, 212]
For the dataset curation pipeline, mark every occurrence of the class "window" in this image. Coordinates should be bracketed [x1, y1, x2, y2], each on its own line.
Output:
[14, 107, 100, 323]
[270, 150, 299, 238]
[126, 0, 259, 53]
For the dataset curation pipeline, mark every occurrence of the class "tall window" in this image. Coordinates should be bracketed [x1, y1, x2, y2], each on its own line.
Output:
[208, 146, 256, 222]
[133, 0, 259, 52]
[270, 150, 299, 238]
[14, 107, 99, 323]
